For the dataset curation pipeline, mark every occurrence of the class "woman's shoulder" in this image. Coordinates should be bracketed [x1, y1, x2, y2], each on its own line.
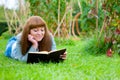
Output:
[15, 33, 22, 41]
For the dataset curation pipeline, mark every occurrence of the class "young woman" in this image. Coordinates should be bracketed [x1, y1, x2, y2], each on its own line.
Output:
[5, 16, 66, 62]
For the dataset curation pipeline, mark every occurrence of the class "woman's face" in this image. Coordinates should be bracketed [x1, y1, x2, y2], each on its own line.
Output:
[30, 27, 45, 42]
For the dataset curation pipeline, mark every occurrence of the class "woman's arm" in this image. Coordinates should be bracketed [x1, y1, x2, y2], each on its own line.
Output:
[10, 33, 38, 62]
[11, 40, 38, 62]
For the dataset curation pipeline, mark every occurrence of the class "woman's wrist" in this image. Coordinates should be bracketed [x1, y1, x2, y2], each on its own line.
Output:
[32, 44, 38, 49]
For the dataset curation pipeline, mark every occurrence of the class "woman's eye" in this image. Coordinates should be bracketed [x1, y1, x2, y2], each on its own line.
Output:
[33, 29, 38, 32]
[41, 29, 45, 32]
[41, 29, 44, 32]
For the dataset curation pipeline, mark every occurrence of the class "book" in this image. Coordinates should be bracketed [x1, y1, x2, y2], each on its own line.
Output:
[27, 48, 66, 63]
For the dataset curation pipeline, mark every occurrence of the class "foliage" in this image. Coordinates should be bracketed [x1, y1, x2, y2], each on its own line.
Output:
[0, 21, 8, 36]
[79, 1, 96, 32]
[1, 31, 14, 39]
[1, 0, 119, 55]
[0, 7, 8, 36]
[82, 33, 109, 55]
[75, 0, 120, 54]
[82, 31, 120, 55]
[72, 0, 99, 32]
[0, 7, 6, 21]
[3, 0, 30, 35]
[100, 0, 120, 54]
[28, 0, 70, 33]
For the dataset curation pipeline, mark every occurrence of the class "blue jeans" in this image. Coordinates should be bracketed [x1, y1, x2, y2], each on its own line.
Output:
[4, 37, 16, 57]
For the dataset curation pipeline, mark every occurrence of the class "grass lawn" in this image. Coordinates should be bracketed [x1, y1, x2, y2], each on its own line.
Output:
[0, 37, 120, 80]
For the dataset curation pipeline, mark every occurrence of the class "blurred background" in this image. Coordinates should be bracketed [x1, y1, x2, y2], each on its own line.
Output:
[0, 0, 119, 54]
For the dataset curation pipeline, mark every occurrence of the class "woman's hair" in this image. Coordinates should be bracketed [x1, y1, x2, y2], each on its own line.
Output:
[20, 16, 52, 55]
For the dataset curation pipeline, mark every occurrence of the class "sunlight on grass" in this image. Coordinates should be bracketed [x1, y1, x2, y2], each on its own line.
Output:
[0, 37, 120, 80]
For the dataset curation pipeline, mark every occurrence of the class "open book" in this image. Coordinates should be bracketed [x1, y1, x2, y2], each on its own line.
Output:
[27, 48, 66, 63]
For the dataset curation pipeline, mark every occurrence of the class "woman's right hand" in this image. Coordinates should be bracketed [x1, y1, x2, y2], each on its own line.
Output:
[28, 34, 38, 48]
[60, 51, 67, 60]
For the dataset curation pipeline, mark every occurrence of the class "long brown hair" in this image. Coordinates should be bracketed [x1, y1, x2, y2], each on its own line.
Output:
[20, 16, 52, 55]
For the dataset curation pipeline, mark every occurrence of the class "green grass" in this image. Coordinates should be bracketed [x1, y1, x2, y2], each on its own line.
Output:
[0, 37, 120, 80]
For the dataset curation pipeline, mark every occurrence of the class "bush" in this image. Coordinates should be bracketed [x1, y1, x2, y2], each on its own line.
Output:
[82, 34, 108, 55]
[1, 31, 13, 39]
[0, 21, 8, 36]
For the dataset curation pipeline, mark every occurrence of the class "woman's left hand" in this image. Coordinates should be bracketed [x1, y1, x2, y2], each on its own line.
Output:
[60, 52, 67, 60]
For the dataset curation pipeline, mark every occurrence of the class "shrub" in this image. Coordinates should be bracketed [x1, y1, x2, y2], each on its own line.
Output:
[1, 31, 14, 39]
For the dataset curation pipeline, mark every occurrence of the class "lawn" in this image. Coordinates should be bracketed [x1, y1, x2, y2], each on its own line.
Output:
[0, 36, 120, 80]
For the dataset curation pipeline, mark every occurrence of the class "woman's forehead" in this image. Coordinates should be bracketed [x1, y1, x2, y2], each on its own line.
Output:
[30, 25, 45, 29]
[32, 27, 45, 29]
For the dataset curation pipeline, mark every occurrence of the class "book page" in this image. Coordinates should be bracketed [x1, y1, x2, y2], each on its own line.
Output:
[49, 48, 66, 54]
[29, 51, 49, 54]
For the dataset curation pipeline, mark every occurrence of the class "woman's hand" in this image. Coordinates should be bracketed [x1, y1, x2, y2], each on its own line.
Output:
[60, 52, 67, 60]
[28, 34, 38, 48]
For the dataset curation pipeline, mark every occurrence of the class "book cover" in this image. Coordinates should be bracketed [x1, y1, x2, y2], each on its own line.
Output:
[27, 48, 66, 63]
